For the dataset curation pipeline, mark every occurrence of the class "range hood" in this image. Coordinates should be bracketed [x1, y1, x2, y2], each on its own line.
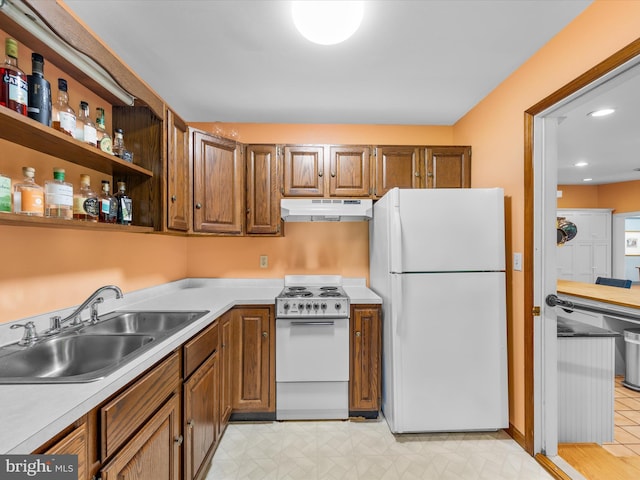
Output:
[281, 198, 373, 222]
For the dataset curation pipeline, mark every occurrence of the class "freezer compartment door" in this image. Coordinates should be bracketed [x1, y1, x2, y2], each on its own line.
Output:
[388, 188, 505, 272]
[385, 271, 508, 433]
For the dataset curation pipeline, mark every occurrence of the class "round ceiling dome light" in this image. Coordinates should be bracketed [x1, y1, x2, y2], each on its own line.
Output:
[292, 1, 364, 46]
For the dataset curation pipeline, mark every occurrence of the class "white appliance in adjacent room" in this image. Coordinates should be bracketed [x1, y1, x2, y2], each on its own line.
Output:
[369, 187, 508, 433]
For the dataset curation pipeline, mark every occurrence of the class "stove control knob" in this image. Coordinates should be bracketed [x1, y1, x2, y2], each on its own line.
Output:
[298, 303, 304, 310]
[335, 303, 342, 310]
[313, 303, 319, 310]
[321, 303, 327, 310]
[306, 303, 311, 310]
[283, 303, 290, 310]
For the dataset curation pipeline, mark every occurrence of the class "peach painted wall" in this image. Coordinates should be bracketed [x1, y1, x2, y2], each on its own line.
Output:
[558, 182, 640, 212]
[557, 185, 600, 209]
[452, 0, 640, 433]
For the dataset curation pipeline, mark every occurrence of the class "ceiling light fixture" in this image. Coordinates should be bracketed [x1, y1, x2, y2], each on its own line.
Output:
[588, 108, 615, 117]
[574, 161, 588, 167]
[0, 0, 135, 105]
[292, 1, 364, 46]
[583, 178, 593, 182]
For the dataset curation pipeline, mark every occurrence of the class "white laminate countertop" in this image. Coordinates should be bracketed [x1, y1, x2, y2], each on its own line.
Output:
[0, 277, 381, 454]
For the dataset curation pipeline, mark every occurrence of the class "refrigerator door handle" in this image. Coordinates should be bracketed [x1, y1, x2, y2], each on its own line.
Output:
[389, 189, 403, 273]
[391, 274, 403, 336]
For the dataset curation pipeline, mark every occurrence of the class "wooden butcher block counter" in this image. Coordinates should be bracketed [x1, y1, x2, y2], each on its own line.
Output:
[557, 280, 640, 310]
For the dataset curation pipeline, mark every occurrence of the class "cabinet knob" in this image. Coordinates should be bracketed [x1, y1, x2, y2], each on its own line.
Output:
[318, 171, 323, 177]
[331, 171, 336, 177]
[171, 195, 177, 202]
[195, 203, 202, 209]
[414, 172, 420, 177]
[188, 419, 194, 429]
[355, 331, 361, 337]
[174, 434, 184, 446]
[262, 331, 268, 338]
[427, 172, 434, 177]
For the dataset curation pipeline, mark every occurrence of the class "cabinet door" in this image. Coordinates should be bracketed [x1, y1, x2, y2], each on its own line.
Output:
[192, 130, 244, 234]
[166, 108, 190, 231]
[231, 307, 274, 412]
[101, 393, 181, 480]
[184, 353, 219, 480]
[328, 146, 371, 197]
[374, 146, 421, 197]
[350, 305, 381, 413]
[246, 145, 281, 235]
[425, 146, 471, 188]
[282, 145, 325, 196]
[220, 313, 233, 426]
[42, 421, 89, 480]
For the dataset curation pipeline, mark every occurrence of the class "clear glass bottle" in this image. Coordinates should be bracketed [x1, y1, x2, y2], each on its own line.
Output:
[45, 168, 73, 220]
[52, 78, 76, 137]
[13, 167, 44, 216]
[115, 181, 133, 225]
[75, 101, 97, 147]
[98, 180, 117, 223]
[72, 174, 98, 222]
[95, 107, 113, 154]
[0, 37, 28, 115]
[113, 128, 126, 158]
[27, 52, 51, 126]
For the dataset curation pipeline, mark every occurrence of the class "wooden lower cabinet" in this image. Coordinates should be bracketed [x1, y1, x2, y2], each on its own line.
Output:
[100, 393, 181, 480]
[38, 418, 89, 480]
[350, 305, 382, 416]
[231, 306, 275, 413]
[220, 312, 233, 426]
[184, 352, 219, 480]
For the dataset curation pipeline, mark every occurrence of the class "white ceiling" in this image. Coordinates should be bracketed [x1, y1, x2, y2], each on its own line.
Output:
[65, 1, 640, 186]
[64, 0, 591, 126]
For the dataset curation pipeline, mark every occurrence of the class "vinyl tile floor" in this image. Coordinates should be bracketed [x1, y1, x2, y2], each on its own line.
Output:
[205, 416, 554, 480]
[602, 375, 640, 457]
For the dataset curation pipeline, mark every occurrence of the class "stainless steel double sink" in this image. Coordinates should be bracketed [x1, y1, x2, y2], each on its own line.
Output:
[0, 311, 209, 384]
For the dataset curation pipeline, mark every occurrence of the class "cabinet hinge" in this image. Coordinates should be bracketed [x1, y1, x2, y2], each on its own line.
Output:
[532, 306, 541, 316]
[373, 148, 377, 157]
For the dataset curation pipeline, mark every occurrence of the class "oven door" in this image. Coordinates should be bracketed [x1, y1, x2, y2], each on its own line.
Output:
[276, 317, 349, 382]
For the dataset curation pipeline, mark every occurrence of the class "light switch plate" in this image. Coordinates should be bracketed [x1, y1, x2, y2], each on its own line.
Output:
[260, 255, 268, 268]
[513, 252, 522, 271]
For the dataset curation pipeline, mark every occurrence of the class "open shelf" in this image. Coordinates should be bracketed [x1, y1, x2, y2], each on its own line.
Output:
[0, 107, 154, 179]
[0, 213, 154, 233]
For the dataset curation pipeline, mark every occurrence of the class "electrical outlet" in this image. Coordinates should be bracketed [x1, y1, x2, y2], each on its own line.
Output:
[260, 255, 268, 268]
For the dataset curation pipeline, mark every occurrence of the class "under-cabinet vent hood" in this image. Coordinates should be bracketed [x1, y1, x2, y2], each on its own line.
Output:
[281, 198, 373, 222]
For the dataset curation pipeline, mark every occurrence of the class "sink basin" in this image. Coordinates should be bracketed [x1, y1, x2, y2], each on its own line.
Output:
[0, 334, 154, 383]
[84, 310, 209, 335]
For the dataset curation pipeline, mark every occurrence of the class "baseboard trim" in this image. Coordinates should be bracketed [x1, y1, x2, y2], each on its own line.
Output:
[507, 422, 527, 451]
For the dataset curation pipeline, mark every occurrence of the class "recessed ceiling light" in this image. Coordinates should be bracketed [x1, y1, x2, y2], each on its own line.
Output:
[292, 1, 364, 45]
[583, 178, 593, 182]
[574, 161, 588, 167]
[588, 108, 615, 117]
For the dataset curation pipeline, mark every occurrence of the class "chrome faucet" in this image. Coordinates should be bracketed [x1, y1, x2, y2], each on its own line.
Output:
[49, 285, 124, 332]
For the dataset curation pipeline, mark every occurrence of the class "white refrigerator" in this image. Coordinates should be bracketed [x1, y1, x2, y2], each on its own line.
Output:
[369, 187, 508, 433]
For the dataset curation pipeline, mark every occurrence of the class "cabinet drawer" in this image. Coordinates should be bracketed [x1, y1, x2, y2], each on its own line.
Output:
[184, 321, 219, 379]
[101, 352, 180, 460]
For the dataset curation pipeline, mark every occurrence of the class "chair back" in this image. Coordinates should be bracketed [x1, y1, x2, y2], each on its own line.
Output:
[595, 277, 632, 288]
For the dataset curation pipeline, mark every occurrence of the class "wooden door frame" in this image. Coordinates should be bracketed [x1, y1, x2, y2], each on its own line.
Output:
[523, 37, 640, 454]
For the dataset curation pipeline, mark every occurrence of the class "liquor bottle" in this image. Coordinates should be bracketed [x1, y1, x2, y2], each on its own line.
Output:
[13, 167, 44, 216]
[72, 174, 98, 222]
[52, 78, 76, 137]
[0, 172, 11, 213]
[115, 181, 133, 225]
[95, 107, 113, 154]
[75, 101, 97, 147]
[98, 180, 117, 223]
[0, 38, 28, 115]
[26, 53, 51, 126]
[113, 128, 126, 158]
[44, 168, 73, 220]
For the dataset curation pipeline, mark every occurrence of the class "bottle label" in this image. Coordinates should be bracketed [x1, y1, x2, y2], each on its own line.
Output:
[0, 175, 11, 213]
[7, 72, 28, 106]
[84, 197, 99, 216]
[20, 188, 44, 214]
[120, 198, 133, 222]
[84, 125, 97, 146]
[45, 183, 73, 207]
[58, 111, 76, 135]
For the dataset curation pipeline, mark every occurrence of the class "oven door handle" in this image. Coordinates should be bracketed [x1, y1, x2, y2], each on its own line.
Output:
[290, 321, 335, 326]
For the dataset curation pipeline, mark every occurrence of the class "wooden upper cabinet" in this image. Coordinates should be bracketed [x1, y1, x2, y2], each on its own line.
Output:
[282, 145, 325, 196]
[328, 146, 371, 197]
[374, 146, 421, 198]
[246, 145, 281, 235]
[166, 108, 190, 232]
[191, 130, 244, 234]
[425, 146, 471, 188]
